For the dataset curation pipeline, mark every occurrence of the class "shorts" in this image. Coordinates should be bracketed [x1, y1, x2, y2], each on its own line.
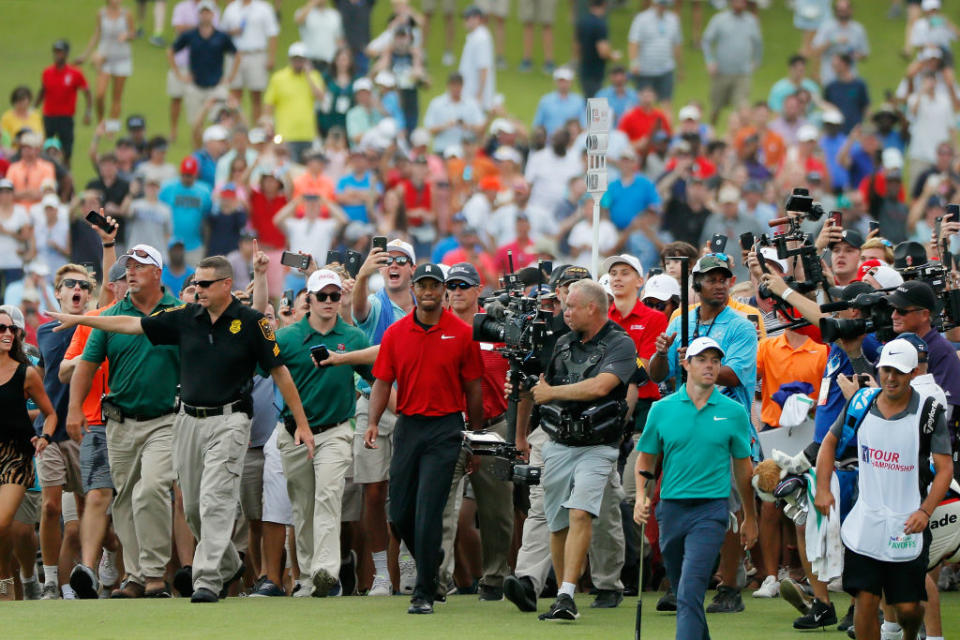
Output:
[341, 476, 362, 522]
[101, 57, 133, 78]
[14, 490, 41, 525]
[842, 531, 931, 604]
[541, 440, 618, 532]
[166, 67, 188, 99]
[710, 73, 752, 112]
[240, 446, 265, 521]
[38, 439, 83, 494]
[80, 426, 114, 493]
[352, 394, 397, 484]
[227, 51, 270, 91]
[519, 0, 557, 25]
[477, 0, 509, 17]
[261, 427, 293, 526]
[0, 440, 34, 488]
[422, 0, 458, 14]
[632, 71, 675, 101]
[62, 491, 79, 523]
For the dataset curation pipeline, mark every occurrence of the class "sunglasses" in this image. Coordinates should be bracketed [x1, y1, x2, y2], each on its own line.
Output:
[893, 307, 923, 316]
[313, 291, 342, 302]
[0, 323, 18, 334]
[643, 300, 668, 311]
[191, 277, 228, 288]
[445, 281, 474, 290]
[60, 278, 92, 290]
[383, 256, 411, 266]
[126, 249, 153, 260]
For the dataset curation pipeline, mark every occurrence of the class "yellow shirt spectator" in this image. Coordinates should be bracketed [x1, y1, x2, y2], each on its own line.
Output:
[264, 66, 325, 143]
[1, 108, 44, 144]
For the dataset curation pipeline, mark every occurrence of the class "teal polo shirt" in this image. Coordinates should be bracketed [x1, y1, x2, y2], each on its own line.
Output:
[82, 292, 182, 417]
[275, 314, 372, 426]
[637, 385, 752, 500]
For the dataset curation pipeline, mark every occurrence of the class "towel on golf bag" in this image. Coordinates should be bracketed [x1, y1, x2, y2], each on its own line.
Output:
[804, 468, 843, 582]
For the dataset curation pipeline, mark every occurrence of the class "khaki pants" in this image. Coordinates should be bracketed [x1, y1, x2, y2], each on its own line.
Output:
[173, 409, 250, 594]
[710, 73, 752, 118]
[106, 415, 176, 584]
[276, 422, 353, 581]
[439, 418, 515, 588]
[183, 84, 228, 130]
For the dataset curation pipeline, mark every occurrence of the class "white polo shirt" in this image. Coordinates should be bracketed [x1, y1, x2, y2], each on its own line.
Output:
[222, 0, 279, 52]
[459, 25, 495, 111]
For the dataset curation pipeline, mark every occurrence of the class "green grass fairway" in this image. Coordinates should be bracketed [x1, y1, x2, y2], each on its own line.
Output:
[2, 592, 959, 640]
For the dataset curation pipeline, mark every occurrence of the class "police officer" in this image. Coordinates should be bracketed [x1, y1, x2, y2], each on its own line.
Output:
[531, 279, 637, 621]
[365, 262, 484, 614]
[274, 269, 373, 598]
[50, 255, 314, 603]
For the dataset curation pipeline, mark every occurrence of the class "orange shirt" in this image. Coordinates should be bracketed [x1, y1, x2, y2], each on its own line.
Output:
[5, 158, 55, 207]
[734, 126, 786, 170]
[64, 306, 112, 427]
[756, 332, 828, 428]
[292, 170, 336, 216]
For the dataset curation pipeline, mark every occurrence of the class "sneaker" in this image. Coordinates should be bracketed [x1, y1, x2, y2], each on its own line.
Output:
[398, 549, 416, 595]
[408, 596, 434, 614]
[706, 586, 744, 613]
[70, 564, 100, 599]
[441, 51, 454, 67]
[22, 578, 42, 600]
[339, 550, 357, 596]
[538, 593, 579, 621]
[880, 627, 904, 640]
[190, 587, 218, 603]
[61, 585, 77, 600]
[291, 579, 312, 598]
[752, 575, 779, 598]
[456, 579, 478, 595]
[847, 626, 856, 640]
[591, 589, 623, 608]
[793, 598, 837, 629]
[368, 576, 392, 596]
[311, 569, 337, 598]
[249, 579, 285, 597]
[776, 567, 790, 582]
[148, 35, 167, 47]
[173, 566, 193, 598]
[518, 59, 533, 73]
[779, 578, 811, 614]
[542, 61, 556, 75]
[656, 589, 677, 612]
[837, 604, 855, 631]
[503, 575, 537, 612]
[41, 582, 59, 600]
[496, 56, 507, 71]
[98, 550, 119, 587]
[0, 577, 14, 601]
[479, 584, 504, 601]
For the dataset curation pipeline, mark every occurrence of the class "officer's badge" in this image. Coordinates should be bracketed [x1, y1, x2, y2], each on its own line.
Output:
[337, 343, 346, 352]
[258, 317, 276, 341]
[273, 343, 280, 356]
[229, 319, 242, 334]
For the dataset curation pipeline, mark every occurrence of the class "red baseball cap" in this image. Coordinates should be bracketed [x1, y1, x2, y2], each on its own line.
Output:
[854, 259, 882, 282]
[478, 175, 502, 192]
[180, 156, 199, 176]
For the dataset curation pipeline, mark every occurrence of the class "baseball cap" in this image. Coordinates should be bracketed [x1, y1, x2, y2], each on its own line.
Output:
[686, 336, 725, 360]
[445, 262, 480, 286]
[602, 254, 643, 278]
[180, 156, 199, 176]
[126, 115, 146, 130]
[43, 137, 62, 151]
[678, 105, 700, 121]
[828, 280, 873, 303]
[462, 4, 485, 18]
[693, 253, 734, 276]
[410, 128, 431, 147]
[870, 265, 904, 289]
[19, 131, 42, 148]
[717, 184, 741, 204]
[838, 229, 864, 249]
[642, 274, 681, 301]
[307, 269, 343, 292]
[887, 280, 937, 312]
[52, 39, 70, 52]
[353, 78, 373, 93]
[197, 0, 217, 12]
[553, 67, 575, 82]
[202, 125, 229, 143]
[797, 124, 820, 142]
[287, 41, 308, 58]
[386, 238, 415, 263]
[25, 261, 50, 277]
[374, 70, 396, 88]
[821, 110, 844, 125]
[532, 236, 559, 258]
[343, 221, 373, 243]
[108, 261, 127, 283]
[118, 244, 163, 270]
[882, 147, 904, 170]
[922, 0, 941, 10]
[893, 241, 928, 269]
[478, 175, 502, 192]
[0, 305, 25, 330]
[41, 193, 60, 209]
[759, 247, 788, 273]
[412, 263, 444, 283]
[0, 179, 13, 191]
[549, 264, 591, 286]
[877, 338, 919, 373]
[493, 146, 522, 164]
[248, 128, 267, 145]
[897, 332, 929, 362]
[598, 274, 613, 297]
[490, 118, 516, 136]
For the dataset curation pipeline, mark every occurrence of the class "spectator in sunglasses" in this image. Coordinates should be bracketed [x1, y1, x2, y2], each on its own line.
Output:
[642, 273, 682, 321]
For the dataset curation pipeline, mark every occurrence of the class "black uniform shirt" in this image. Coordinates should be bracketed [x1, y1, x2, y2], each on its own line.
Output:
[140, 297, 283, 406]
[545, 319, 637, 407]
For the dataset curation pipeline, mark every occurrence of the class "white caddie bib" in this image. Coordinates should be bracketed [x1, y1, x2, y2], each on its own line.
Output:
[840, 407, 923, 562]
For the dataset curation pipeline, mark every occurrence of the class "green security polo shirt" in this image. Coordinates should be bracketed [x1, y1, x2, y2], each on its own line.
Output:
[275, 314, 372, 426]
[81, 292, 182, 417]
[637, 385, 752, 500]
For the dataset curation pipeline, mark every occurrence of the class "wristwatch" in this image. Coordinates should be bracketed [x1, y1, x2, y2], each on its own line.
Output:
[40, 433, 52, 443]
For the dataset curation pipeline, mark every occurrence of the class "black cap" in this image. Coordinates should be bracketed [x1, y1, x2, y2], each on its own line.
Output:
[52, 39, 70, 51]
[897, 332, 929, 360]
[549, 264, 591, 287]
[412, 263, 444, 283]
[893, 241, 928, 269]
[463, 4, 484, 18]
[828, 280, 872, 302]
[887, 280, 937, 312]
[445, 262, 480, 286]
[126, 115, 146, 130]
[838, 229, 864, 249]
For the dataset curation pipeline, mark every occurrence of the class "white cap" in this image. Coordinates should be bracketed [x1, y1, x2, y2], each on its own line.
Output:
[920, 45, 944, 60]
[717, 184, 740, 204]
[374, 70, 396, 88]
[443, 144, 464, 159]
[202, 124, 229, 143]
[490, 118, 516, 135]
[0, 305, 25, 330]
[553, 67, 575, 82]
[759, 247, 788, 272]
[197, 0, 217, 11]
[678, 105, 701, 121]
[410, 128, 431, 147]
[822, 109, 844, 125]
[287, 41, 308, 58]
[118, 244, 163, 270]
[877, 338, 919, 373]
[306, 268, 343, 292]
[686, 336, 725, 360]
[602, 254, 643, 278]
[353, 78, 373, 92]
[386, 238, 416, 263]
[41, 193, 60, 209]
[922, 0, 941, 10]
[797, 124, 819, 142]
[19, 131, 42, 148]
[642, 274, 681, 301]
[882, 147, 904, 170]
[868, 264, 904, 289]
[598, 274, 613, 297]
[25, 261, 50, 277]
[248, 127, 267, 144]
[493, 146, 522, 164]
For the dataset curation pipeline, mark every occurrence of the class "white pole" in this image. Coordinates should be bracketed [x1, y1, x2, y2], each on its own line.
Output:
[592, 195, 602, 278]
[585, 98, 610, 278]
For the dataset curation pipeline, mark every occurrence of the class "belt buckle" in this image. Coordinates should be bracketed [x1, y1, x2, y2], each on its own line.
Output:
[195, 407, 209, 419]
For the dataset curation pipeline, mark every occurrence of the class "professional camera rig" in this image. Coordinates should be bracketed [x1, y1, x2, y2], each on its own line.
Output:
[462, 430, 541, 486]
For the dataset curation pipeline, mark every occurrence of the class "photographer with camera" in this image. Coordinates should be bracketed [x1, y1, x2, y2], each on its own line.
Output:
[815, 222, 863, 288]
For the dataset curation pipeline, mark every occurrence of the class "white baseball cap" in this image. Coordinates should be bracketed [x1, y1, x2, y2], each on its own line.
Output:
[759, 247, 788, 273]
[287, 41, 308, 58]
[493, 146, 522, 164]
[490, 118, 516, 136]
[868, 264, 904, 289]
[686, 336, 725, 360]
[248, 127, 267, 145]
[118, 244, 163, 270]
[882, 147, 904, 170]
[202, 124, 229, 143]
[353, 78, 373, 93]
[678, 105, 701, 121]
[602, 254, 643, 278]
[0, 305, 25, 330]
[877, 338, 919, 373]
[717, 184, 741, 204]
[642, 274, 681, 301]
[41, 193, 60, 209]
[374, 70, 397, 88]
[598, 274, 613, 297]
[822, 110, 844, 125]
[797, 124, 820, 142]
[410, 128, 431, 147]
[922, 0, 941, 11]
[307, 268, 343, 293]
[197, 0, 217, 11]
[386, 238, 416, 263]
[553, 67, 575, 82]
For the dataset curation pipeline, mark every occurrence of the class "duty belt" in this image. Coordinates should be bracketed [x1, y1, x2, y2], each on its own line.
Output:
[183, 400, 247, 419]
[284, 415, 347, 436]
[102, 398, 175, 424]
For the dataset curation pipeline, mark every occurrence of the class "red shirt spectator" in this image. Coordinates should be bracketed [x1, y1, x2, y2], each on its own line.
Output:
[248, 188, 288, 250]
[478, 341, 509, 421]
[401, 179, 432, 226]
[495, 238, 536, 274]
[608, 299, 667, 400]
[40, 63, 89, 117]
[441, 247, 498, 287]
[619, 106, 672, 144]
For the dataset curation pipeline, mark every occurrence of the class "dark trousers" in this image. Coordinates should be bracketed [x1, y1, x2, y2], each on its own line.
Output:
[658, 498, 728, 640]
[43, 115, 75, 162]
[389, 412, 463, 601]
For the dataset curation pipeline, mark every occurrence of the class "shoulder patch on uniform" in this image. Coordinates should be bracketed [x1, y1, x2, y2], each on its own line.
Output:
[273, 343, 280, 356]
[258, 317, 276, 341]
[152, 303, 186, 317]
[230, 319, 242, 334]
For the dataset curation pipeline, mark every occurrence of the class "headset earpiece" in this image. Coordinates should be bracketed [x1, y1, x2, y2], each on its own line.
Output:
[692, 275, 702, 293]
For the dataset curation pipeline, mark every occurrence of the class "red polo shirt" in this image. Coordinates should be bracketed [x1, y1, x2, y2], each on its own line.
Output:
[618, 106, 672, 143]
[478, 341, 509, 420]
[41, 64, 88, 117]
[608, 298, 667, 400]
[373, 309, 483, 416]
